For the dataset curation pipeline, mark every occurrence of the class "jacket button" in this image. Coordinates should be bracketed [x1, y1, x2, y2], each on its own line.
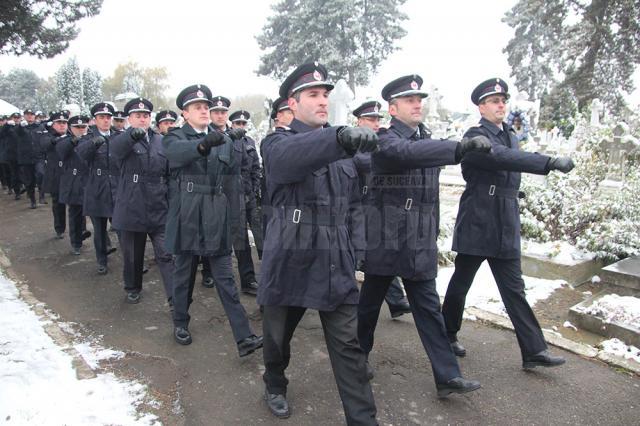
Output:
[330, 264, 336, 271]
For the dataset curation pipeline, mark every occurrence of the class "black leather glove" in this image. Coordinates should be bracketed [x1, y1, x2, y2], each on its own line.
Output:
[198, 131, 225, 156]
[130, 127, 146, 141]
[459, 135, 492, 156]
[548, 156, 575, 173]
[226, 128, 246, 141]
[337, 127, 379, 155]
[91, 135, 106, 148]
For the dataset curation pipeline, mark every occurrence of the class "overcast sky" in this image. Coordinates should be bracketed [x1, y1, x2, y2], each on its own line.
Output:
[1, 0, 638, 112]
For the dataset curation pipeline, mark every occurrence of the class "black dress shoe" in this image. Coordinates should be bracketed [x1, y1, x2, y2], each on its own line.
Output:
[174, 327, 192, 345]
[55, 232, 64, 239]
[436, 377, 481, 398]
[29, 200, 36, 209]
[241, 281, 259, 296]
[71, 247, 81, 255]
[142, 264, 149, 274]
[81, 230, 91, 240]
[238, 335, 263, 357]
[389, 302, 411, 318]
[106, 246, 117, 255]
[97, 264, 107, 275]
[451, 341, 467, 357]
[366, 361, 374, 380]
[126, 292, 141, 304]
[202, 276, 215, 288]
[264, 389, 290, 418]
[523, 350, 566, 369]
[14, 194, 20, 200]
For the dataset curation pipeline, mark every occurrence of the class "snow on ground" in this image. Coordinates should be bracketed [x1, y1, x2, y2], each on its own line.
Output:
[521, 240, 595, 265]
[578, 294, 640, 328]
[0, 270, 159, 425]
[600, 338, 640, 364]
[436, 262, 567, 317]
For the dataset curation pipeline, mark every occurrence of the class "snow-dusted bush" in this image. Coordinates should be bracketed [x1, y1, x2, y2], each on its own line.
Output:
[520, 121, 640, 262]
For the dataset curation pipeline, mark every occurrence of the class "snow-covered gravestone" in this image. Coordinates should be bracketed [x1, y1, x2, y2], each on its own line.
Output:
[590, 98, 603, 126]
[599, 123, 639, 192]
[328, 79, 354, 125]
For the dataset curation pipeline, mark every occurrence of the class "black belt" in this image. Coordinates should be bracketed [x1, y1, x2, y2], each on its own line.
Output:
[180, 181, 223, 195]
[274, 207, 346, 226]
[123, 173, 165, 184]
[473, 184, 524, 199]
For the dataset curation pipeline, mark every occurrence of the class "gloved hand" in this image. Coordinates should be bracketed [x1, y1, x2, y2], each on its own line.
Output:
[337, 127, 379, 155]
[20, 120, 28, 127]
[226, 128, 246, 141]
[45, 121, 53, 131]
[548, 156, 575, 173]
[91, 135, 106, 148]
[130, 127, 146, 141]
[459, 135, 492, 156]
[7, 120, 15, 126]
[198, 131, 225, 156]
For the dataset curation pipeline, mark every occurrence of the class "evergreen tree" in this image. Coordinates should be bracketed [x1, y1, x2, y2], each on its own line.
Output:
[55, 57, 82, 106]
[0, 0, 103, 58]
[256, 0, 408, 93]
[82, 69, 103, 108]
[0, 69, 43, 109]
[102, 61, 170, 107]
[504, 0, 640, 113]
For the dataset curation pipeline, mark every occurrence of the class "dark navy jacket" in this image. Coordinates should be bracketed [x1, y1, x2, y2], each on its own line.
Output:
[452, 117, 551, 259]
[16, 123, 40, 165]
[110, 127, 169, 233]
[2, 124, 18, 163]
[243, 136, 261, 208]
[163, 123, 239, 256]
[257, 119, 363, 310]
[56, 135, 88, 205]
[365, 118, 458, 281]
[40, 129, 68, 194]
[77, 126, 120, 218]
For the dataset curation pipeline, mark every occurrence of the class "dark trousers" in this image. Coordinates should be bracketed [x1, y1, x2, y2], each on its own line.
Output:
[51, 193, 66, 234]
[90, 216, 110, 266]
[120, 230, 173, 299]
[358, 274, 461, 384]
[199, 256, 212, 280]
[8, 161, 21, 193]
[19, 164, 36, 202]
[35, 160, 45, 192]
[385, 277, 408, 308]
[441, 254, 547, 358]
[0, 163, 10, 188]
[233, 204, 262, 285]
[172, 253, 253, 342]
[263, 304, 377, 426]
[67, 204, 84, 249]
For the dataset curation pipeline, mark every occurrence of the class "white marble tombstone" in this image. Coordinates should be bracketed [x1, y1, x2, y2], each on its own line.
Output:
[328, 79, 354, 125]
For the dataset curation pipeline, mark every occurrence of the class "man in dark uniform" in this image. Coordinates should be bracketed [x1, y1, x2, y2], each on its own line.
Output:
[16, 108, 40, 208]
[0, 115, 10, 192]
[112, 110, 127, 132]
[358, 75, 489, 398]
[155, 110, 177, 135]
[33, 112, 49, 205]
[3, 112, 23, 198]
[442, 78, 573, 368]
[270, 97, 293, 128]
[41, 111, 69, 238]
[110, 98, 174, 304]
[229, 109, 263, 295]
[352, 100, 411, 319]
[210, 98, 259, 295]
[259, 62, 379, 423]
[57, 115, 91, 254]
[77, 102, 119, 275]
[163, 84, 263, 355]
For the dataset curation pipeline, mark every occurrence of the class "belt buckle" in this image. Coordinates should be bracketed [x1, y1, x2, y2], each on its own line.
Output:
[405, 198, 413, 211]
[292, 209, 301, 224]
[96, 168, 101, 176]
[133, 173, 139, 183]
[186, 181, 194, 193]
[72, 168, 77, 176]
[58, 161, 63, 167]
[489, 185, 496, 196]
[362, 185, 368, 195]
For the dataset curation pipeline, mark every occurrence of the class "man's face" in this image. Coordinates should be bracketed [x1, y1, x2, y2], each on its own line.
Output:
[184, 101, 211, 129]
[210, 109, 228, 129]
[276, 109, 294, 127]
[94, 114, 112, 132]
[357, 116, 381, 132]
[289, 87, 330, 128]
[158, 120, 175, 134]
[113, 119, 126, 131]
[0, 119, 6, 126]
[70, 125, 88, 137]
[24, 112, 35, 124]
[52, 121, 68, 135]
[389, 95, 423, 127]
[478, 94, 508, 125]
[128, 112, 151, 129]
[231, 121, 247, 130]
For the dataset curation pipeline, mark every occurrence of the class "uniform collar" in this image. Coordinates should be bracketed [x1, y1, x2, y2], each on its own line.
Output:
[390, 117, 419, 139]
[480, 117, 508, 135]
[288, 118, 330, 134]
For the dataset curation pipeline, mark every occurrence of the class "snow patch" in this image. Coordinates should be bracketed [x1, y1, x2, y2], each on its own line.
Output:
[578, 294, 640, 328]
[600, 338, 640, 363]
[522, 240, 595, 265]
